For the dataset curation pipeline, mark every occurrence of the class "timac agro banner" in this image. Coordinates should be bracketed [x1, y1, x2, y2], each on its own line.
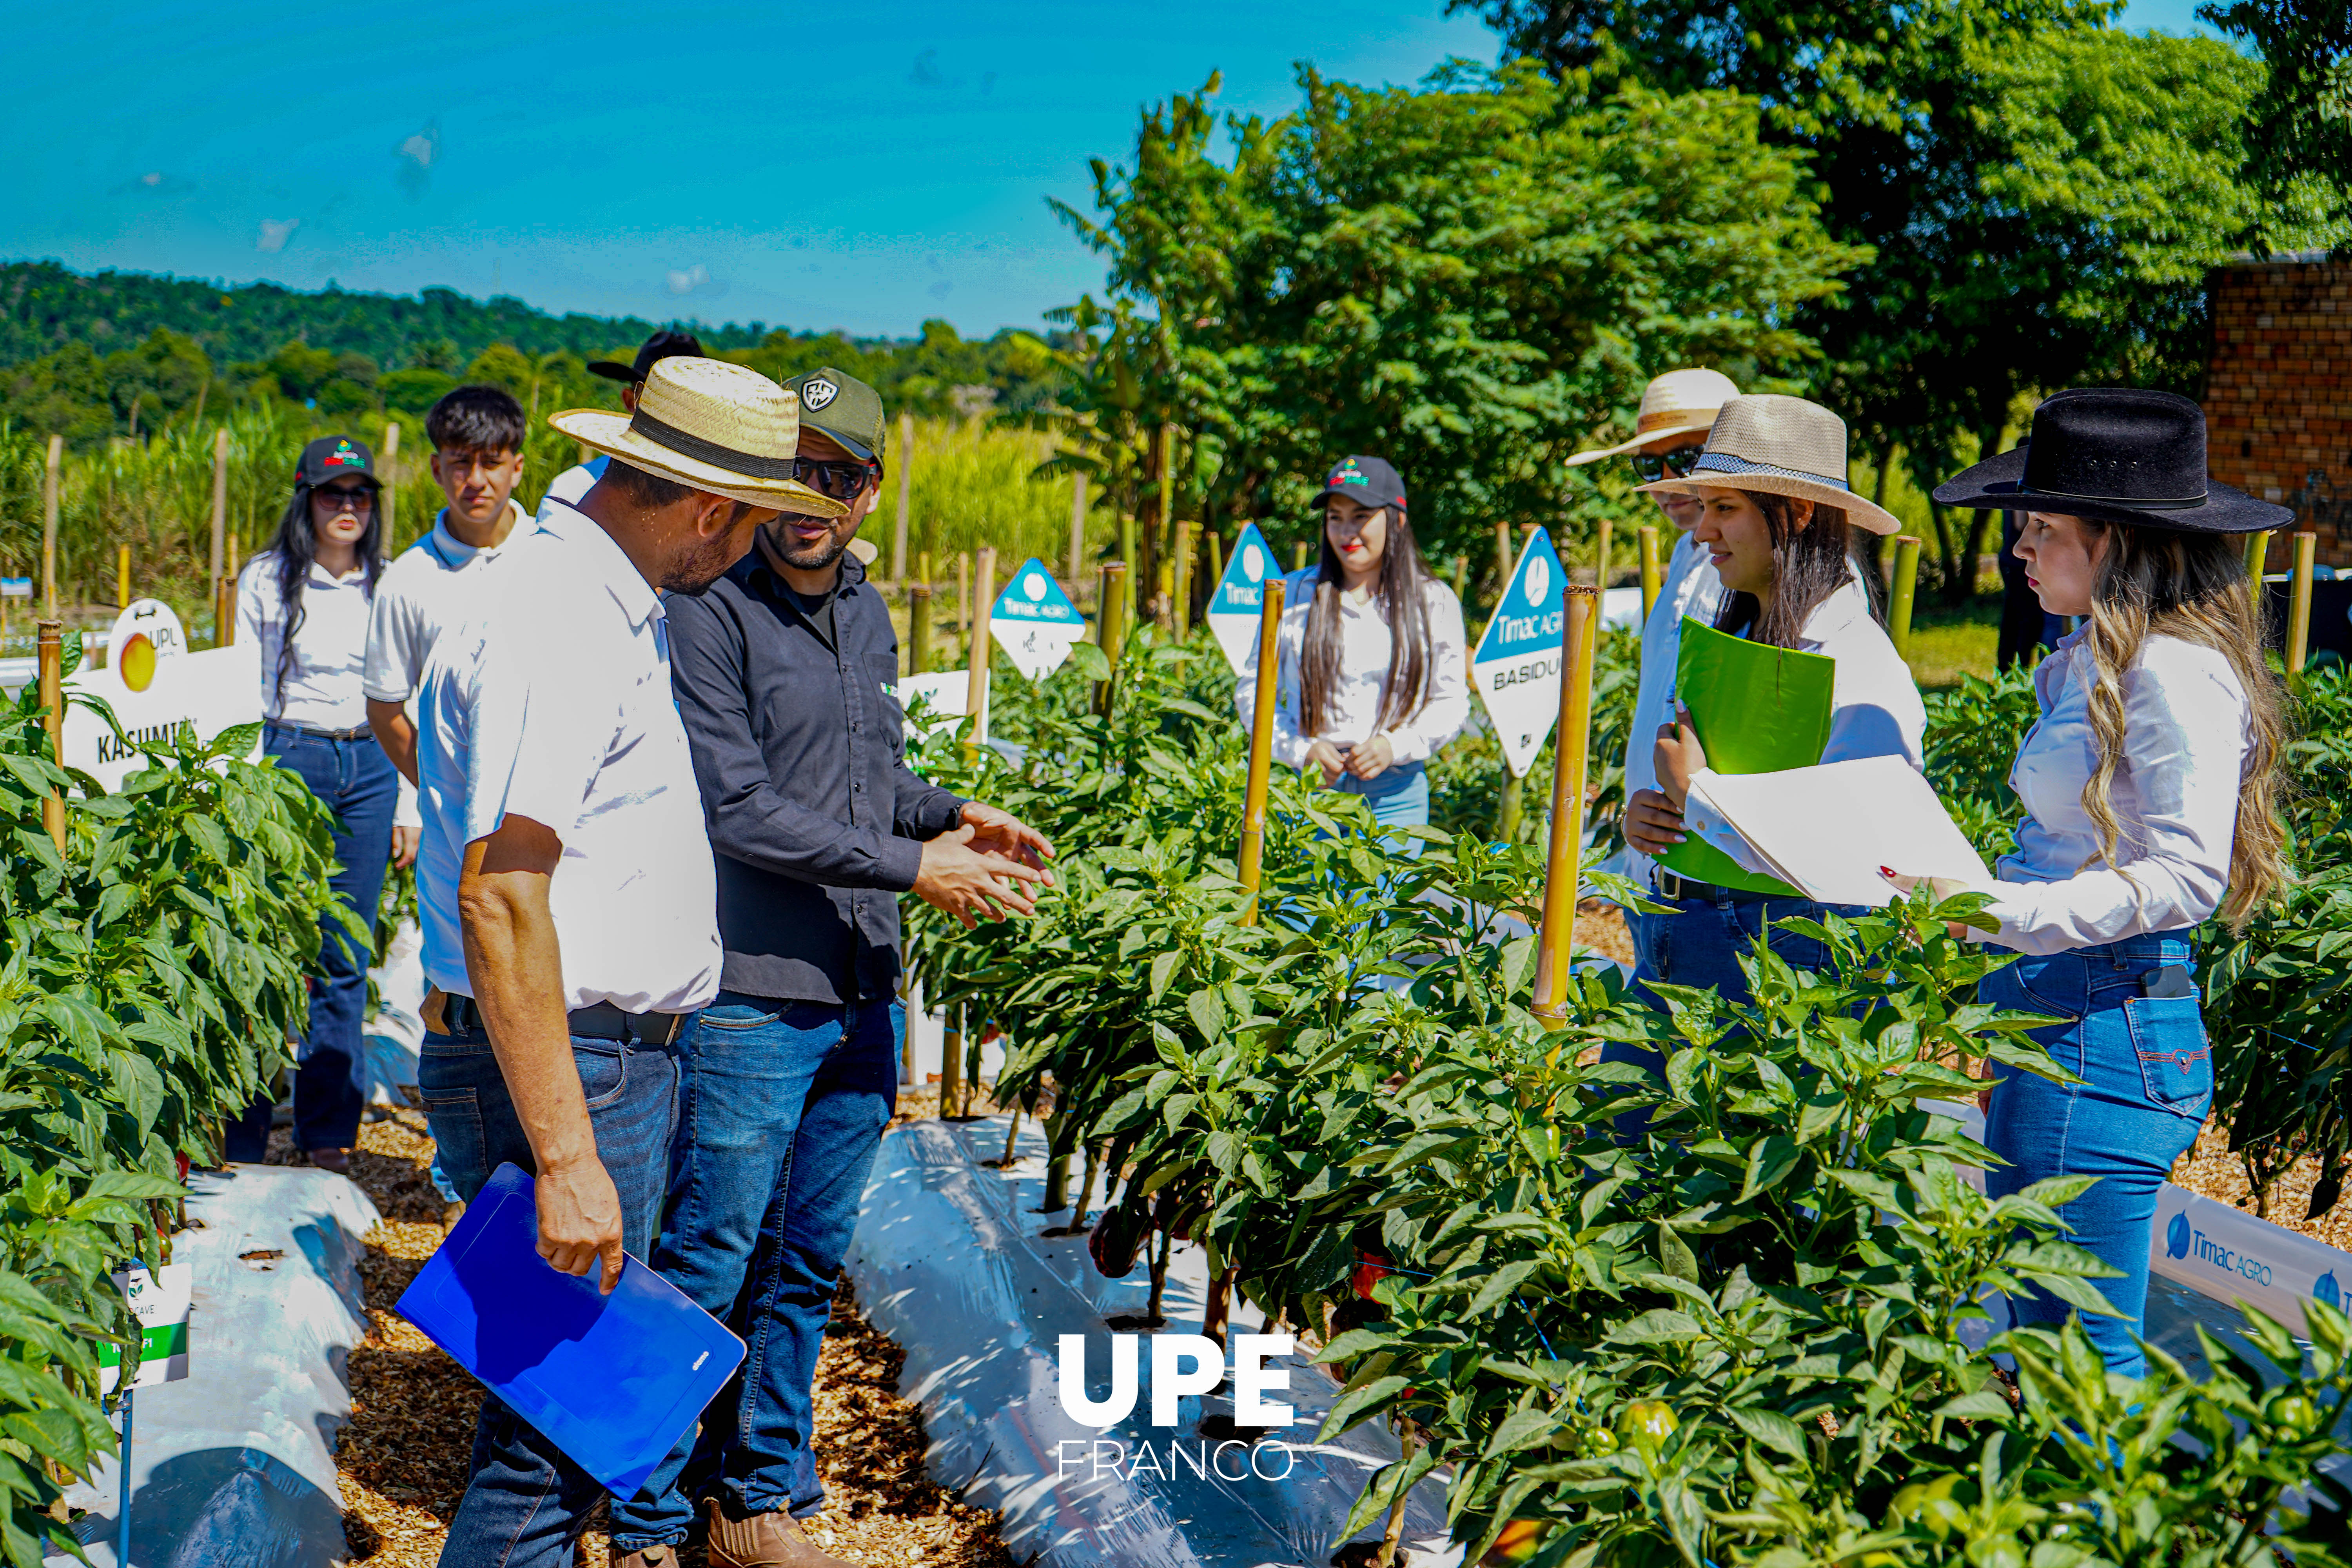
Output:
[2152, 1183, 2348, 1338]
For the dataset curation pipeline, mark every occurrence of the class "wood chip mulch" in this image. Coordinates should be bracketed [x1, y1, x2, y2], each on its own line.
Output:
[319, 1104, 1014, 1567]
[2169, 1119, 2352, 1252]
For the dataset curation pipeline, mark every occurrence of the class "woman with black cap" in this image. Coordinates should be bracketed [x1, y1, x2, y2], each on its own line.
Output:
[1235, 454, 1470, 852]
[225, 434, 398, 1173]
[1909, 387, 2292, 1375]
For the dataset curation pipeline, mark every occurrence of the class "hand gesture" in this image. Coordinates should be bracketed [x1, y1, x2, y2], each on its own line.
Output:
[1305, 740, 1348, 786]
[958, 801, 1057, 880]
[915, 824, 1052, 928]
[1344, 734, 1396, 781]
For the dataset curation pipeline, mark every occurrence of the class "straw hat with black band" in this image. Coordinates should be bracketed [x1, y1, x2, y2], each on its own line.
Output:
[1932, 387, 2292, 535]
[1568, 367, 1740, 466]
[550, 357, 848, 517]
[1636, 392, 1904, 535]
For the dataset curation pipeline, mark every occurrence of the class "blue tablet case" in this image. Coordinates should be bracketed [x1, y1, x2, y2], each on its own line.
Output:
[396, 1162, 746, 1495]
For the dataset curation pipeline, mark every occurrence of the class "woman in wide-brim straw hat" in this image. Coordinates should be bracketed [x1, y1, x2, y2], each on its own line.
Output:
[1606, 394, 1928, 1125]
[1890, 387, 2293, 1377]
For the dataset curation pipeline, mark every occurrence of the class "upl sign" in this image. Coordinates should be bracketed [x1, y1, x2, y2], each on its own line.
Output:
[1470, 527, 1568, 778]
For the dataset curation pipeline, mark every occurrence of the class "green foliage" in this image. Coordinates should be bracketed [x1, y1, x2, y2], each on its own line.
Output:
[2197, 0, 2352, 250]
[0, 662, 344, 1564]
[909, 629, 2352, 1566]
[1920, 668, 2040, 865]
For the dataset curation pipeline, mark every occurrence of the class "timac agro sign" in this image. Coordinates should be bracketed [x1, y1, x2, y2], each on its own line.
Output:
[2152, 1185, 2351, 1336]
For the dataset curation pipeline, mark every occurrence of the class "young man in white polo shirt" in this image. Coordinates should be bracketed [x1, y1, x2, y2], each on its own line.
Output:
[412, 357, 849, 1568]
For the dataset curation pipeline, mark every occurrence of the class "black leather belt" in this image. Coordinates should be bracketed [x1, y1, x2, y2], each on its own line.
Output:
[439, 993, 685, 1047]
[1651, 868, 1773, 904]
[267, 719, 373, 742]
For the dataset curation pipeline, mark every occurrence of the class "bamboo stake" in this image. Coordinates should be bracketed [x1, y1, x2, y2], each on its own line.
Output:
[1236, 579, 1289, 923]
[894, 412, 913, 583]
[1291, 540, 1310, 573]
[1531, 586, 1601, 1018]
[1451, 554, 1469, 603]
[42, 436, 61, 617]
[1206, 528, 1223, 590]
[117, 545, 130, 610]
[1172, 519, 1195, 638]
[208, 428, 229, 588]
[941, 1006, 963, 1118]
[1094, 562, 1129, 717]
[1068, 470, 1088, 584]
[1637, 525, 1661, 620]
[1119, 508, 1138, 631]
[1155, 560, 1175, 632]
[1492, 519, 1512, 603]
[2243, 528, 2271, 584]
[1887, 535, 1923, 661]
[957, 552, 971, 635]
[908, 584, 933, 678]
[381, 423, 400, 546]
[2288, 532, 2318, 677]
[1158, 423, 1176, 572]
[216, 575, 237, 649]
[967, 548, 996, 747]
[37, 622, 64, 853]
[1594, 516, 1612, 590]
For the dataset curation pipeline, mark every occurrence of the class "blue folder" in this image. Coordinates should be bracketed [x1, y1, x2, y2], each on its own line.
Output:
[397, 1162, 745, 1495]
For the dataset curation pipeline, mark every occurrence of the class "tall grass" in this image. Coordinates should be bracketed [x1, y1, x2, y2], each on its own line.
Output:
[0, 407, 1105, 649]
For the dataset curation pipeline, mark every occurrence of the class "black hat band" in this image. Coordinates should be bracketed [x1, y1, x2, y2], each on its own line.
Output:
[2022, 482, 2208, 512]
[628, 408, 794, 480]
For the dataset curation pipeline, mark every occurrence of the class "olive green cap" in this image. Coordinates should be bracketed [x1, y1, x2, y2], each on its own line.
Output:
[782, 366, 886, 462]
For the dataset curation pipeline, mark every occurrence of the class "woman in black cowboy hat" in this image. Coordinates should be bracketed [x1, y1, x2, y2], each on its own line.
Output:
[1904, 387, 2293, 1376]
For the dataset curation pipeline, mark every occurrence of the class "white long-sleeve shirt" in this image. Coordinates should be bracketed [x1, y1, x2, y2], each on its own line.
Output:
[236, 552, 375, 731]
[1980, 628, 2250, 955]
[1234, 568, 1471, 769]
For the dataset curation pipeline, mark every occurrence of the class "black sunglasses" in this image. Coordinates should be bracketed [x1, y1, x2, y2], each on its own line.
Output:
[1630, 444, 1707, 485]
[792, 457, 880, 500]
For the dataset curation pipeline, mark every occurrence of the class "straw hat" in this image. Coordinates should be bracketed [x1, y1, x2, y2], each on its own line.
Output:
[1636, 393, 1902, 535]
[1566, 367, 1740, 466]
[550, 358, 848, 516]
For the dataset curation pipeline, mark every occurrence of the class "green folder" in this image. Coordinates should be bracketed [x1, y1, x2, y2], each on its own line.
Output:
[1655, 617, 1837, 896]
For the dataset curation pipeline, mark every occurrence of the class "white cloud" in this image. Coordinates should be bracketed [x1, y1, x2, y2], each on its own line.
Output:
[256, 218, 299, 252]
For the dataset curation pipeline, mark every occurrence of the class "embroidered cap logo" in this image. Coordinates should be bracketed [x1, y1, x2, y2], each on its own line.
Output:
[802, 379, 840, 412]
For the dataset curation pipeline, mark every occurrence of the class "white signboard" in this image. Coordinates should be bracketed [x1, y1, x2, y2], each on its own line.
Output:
[0, 577, 31, 600]
[1470, 528, 1568, 778]
[989, 558, 1088, 681]
[1205, 523, 1279, 675]
[63, 638, 262, 793]
[99, 1260, 192, 1395]
[107, 598, 191, 687]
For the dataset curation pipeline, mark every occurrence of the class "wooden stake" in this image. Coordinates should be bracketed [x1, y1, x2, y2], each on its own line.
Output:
[117, 545, 131, 610]
[957, 552, 971, 635]
[209, 428, 230, 588]
[1155, 560, 1175, 632]
[1492, 519, 1512, 601]
[1236, 579, 1289, 922]
[42, 435, 61, 618]
[941, 1006, 963, 1117]
[894, 413, 913, 583]
[2289, 531, 2318, 677]
[1637, 525, 1661, 620]
[37, 622, 64, 853]
[1119, 510, 1138, 631]
[1094, 562, 1128, 717]
[1172, 519, 1195, 638]
[1451, 554, 1469, 603]
[1158, 423, 1176, 571]
[1291, 540, 1310, 573]
[908, 584, 933, 678]
[381, 423, 400, 546]
[966, 548, 996, 747]
[2243, 528, 2272, 584]
[216, 575, 237, 649]
[1531, 586, 1600, 1017]
[1206, 528, 1223, 591]
[1887, 535, 1922, 661]
[1594, 516, 1613, 590]
[1068, 469, 1089, 584]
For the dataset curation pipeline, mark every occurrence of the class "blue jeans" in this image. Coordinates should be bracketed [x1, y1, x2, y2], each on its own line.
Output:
[608, 993, 900, 1552]
[225, 726, 397, 1160]
[419, 1011, 683, 1568]
[1332, 759, 1429, 859]
[1605, 889, 1870, 1135]
[1982, 931, 2211, 1377]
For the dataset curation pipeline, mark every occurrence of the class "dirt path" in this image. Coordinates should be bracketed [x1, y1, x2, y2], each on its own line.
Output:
[324, 1106, 1014, 1567]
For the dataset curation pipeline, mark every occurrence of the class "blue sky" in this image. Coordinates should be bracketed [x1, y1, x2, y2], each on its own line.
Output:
[1, 0, 2220, 343]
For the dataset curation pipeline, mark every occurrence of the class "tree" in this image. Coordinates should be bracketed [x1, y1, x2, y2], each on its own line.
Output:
[1042, 65, 1866, 564]
[2198, 0, 2352, 252]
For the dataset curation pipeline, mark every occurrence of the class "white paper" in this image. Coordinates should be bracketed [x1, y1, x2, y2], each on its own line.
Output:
[1681, 755, 1994, 908]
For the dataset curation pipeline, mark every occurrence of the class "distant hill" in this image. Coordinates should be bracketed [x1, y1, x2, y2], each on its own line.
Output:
[0, 260, 789, 370]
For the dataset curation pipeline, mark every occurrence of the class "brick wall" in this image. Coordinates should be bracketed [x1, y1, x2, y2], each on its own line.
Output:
[2203, 258, 2352, 570]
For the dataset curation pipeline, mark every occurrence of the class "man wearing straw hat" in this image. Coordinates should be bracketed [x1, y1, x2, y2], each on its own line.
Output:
[411, 356, 847, 1568]
[609, 365, 1054, 1568]
[1566, 367, 1737, 897]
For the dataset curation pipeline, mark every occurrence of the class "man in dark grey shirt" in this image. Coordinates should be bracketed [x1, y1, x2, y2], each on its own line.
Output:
[610, 368, 1051, 1568]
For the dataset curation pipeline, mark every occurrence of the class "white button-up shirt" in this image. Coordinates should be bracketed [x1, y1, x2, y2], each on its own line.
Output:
[415, 499, 721, 1014]
[236, 553, 374, 730]
[535, 456, 608, 522]
[1236, 568, 1471, 769]
[1797, 578, 1928, 771]
[1614, 528, 1724, 885]
[1982, 628, 2250, 955]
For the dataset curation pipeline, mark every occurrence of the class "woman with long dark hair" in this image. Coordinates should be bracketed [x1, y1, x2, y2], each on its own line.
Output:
[224, 434, 397, 1172]
[1235, 454, 1469, 851]
[1615, 393, 1926, 1005]
[1902, 388, 2292, 1374]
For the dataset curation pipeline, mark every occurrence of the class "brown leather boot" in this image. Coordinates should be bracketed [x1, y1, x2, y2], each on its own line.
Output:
[614, 1546, 681, 1568]
[704, 1499, 859, 1568]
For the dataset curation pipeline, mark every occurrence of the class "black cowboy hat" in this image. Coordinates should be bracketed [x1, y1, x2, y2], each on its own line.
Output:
[1933, 387, 2291, 535]
[587, 328, 707, 384]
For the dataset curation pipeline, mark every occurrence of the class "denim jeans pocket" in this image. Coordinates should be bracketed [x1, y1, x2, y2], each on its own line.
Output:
[421, 1087, 486, 1198]
[2127, 993, 2212, 1115]
[698, 1004, 782, 1032]
[576, 1042, 629, 1110]
[1991, 951, 2088, 1025]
